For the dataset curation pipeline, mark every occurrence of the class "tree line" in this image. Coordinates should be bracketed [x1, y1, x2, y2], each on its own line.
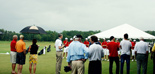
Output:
[1, 29, 155, 42]
[0, 29, 100, 41]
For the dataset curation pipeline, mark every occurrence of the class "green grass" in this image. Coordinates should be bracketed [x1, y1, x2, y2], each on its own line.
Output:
[0, 41, 153, 74]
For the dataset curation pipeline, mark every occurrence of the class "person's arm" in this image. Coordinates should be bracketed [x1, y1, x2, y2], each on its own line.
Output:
[83, 45, 89, 62]
[28, 46, 31, 52]
[23, 43, 26, 55]
[101, 48, 104, 58]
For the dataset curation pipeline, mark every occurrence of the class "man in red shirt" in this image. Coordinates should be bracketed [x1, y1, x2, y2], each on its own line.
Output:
[102, 38, 108, 61]
[107, 36, 119, 74]
[10, 35, 18, 74]
[63, 38, 69, 59]
[131, 40, 136, 61]
[84, 38, 89, 47]
[69, 38, 73, 44]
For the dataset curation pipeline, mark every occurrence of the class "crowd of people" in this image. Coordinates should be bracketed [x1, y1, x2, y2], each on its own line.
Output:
[10, 35, 39, 74]
[9, 33, 154, 74]
[55, 33, 152, 74]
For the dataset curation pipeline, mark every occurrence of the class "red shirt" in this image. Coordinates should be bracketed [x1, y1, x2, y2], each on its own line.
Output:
[10, 40, 16, 52]
[107, 42, 119, 57]
[63, 40, 69, 47]
[84, 41, 89, 47]
[131, 42, 136, 49]
[102, 41, 107, 48]
[69, 40, 73, 44]
[116, 42, 120, 47]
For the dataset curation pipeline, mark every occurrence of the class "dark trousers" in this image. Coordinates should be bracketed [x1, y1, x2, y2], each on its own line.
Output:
[136, 54, 148, 74]
[109, 57, 119, 74]
[121, 54, 130, 74]
[88, 60, 102, 74]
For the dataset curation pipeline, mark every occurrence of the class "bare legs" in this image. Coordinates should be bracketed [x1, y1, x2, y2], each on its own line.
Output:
[12, 63, 16, 73]
[17, 64, 23, 74]
[29, 63, 37, 74]
[63, 52, 68, 58]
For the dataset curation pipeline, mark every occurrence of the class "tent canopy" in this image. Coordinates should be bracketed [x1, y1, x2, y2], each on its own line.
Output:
[88, 24, 155, 39]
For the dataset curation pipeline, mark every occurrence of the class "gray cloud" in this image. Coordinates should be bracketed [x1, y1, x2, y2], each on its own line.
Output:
[0, 0, 155, 33]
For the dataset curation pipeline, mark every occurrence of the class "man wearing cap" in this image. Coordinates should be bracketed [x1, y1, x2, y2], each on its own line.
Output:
[120, 33, 132, 74]
[10, 35, 18, 74]
[84, 38, 89, 47]
[15, 35, 26, 74]
[63, 38, 69, 59]
[55, 34, 65, 74]
[67, 35, 89, 74]
[69, 38, 73, 44]
[102, 39, 108, 61]
[134, 37, 148, 74]
[107, 36, 119, 74]
[131, 40, 136, 61]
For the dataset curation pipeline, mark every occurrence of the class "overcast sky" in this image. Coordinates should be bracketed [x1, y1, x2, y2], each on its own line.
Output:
[0, 0, 155, 33]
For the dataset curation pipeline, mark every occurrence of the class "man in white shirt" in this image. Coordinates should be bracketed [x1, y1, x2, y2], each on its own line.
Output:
[134, 37, 148, 74]
[120, 33, 132, 74]
[55, 34, 65, 74]
[88, 36, 104, 74]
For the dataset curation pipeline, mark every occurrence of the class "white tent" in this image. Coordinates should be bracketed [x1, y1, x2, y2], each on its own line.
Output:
[88, 24, 155, 39]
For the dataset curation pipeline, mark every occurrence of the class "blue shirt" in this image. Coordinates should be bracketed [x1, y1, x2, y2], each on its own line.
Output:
[67, 41, 89, 62]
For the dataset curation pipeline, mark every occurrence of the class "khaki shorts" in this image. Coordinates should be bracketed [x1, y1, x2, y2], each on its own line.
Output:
[10, 51, 17, 63]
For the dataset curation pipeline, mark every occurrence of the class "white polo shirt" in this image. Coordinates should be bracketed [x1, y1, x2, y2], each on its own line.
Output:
[120, 39, 132, 55]
[88, 43, 104, 61]
[134, 40, 148, 54]
[55, 38, 63, 52]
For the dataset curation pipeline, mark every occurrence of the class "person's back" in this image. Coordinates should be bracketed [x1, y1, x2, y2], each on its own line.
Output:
[108, 42, 118, 57]
[135, 41, 148, 54]
[16, 40, 26, 53]
[88, 43, 104, 61]
[67, 41, 88, 60]
[120, 40, 131, 55]
[30, 44, 38, 54]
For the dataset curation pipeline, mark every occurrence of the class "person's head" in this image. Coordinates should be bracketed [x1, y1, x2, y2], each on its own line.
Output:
[58, 34, 63, 39]
[103, 38, 106, 42]
[70, 38, 73, 41]
[116, 39, 119, 42]
[75, 35, 83, 42]
[139, 37, 144, 41]
[110, 36, 115, 41]
[32, 39, 37, 44]
[20, 35, 24, 40]
[133, 40, 136, 43]
[124, 33, 128, 39]
[13, 35, 18, 41]
[90, 36, 98, 44]
[65, 38, 68, 41]
[73, 35, 76, 41]
[85, 38, 88, 41]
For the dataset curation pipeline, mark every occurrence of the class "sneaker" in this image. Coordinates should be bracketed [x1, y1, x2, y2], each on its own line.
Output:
[132, 60, 134, 61]
[63, 57, 64, 59]
[105, 59, 106, 61]
[66, 57, 67, 59]
[135, 60, 137, 61]
[107, 59, 109, 61]
[102, 59, 104, 61]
